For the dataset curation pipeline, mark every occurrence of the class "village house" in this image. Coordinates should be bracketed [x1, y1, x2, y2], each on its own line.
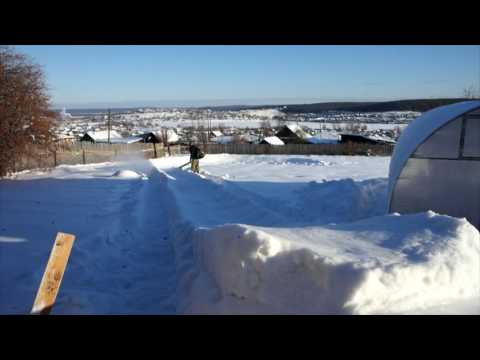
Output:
[210, 130, 223, 138]
[139, 130, 180, 144]
[339, 133, 396, 146]
[55, 134, 77, 145]
[242, 134, 260, 144]
[275, 124, 312, 144]
[80, 130, 143, 144]
[81, 130, 122, 143]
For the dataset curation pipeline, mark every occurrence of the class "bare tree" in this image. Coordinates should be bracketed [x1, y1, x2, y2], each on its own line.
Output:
[260, 119, 273, 137]
[275, 117, 287, 127]
[197, 125, 209, 146]
[463, 85, 478, 99]
[159, 128, 172, 156]
[345, 123, 361, 134]
[393, 126, 403, 139]
[0, 46, 55, 176]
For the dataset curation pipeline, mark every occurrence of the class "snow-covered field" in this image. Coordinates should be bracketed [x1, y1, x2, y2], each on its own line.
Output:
[124, 119, 409, 131]
[1, 154, 479, 314]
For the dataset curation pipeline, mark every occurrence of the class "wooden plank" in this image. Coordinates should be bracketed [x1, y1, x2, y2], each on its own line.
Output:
[31, 232, 76, 315]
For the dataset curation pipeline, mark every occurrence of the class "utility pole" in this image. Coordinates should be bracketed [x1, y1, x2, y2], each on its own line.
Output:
[107, 108, 111, 144]
[208, 118, 211, 143]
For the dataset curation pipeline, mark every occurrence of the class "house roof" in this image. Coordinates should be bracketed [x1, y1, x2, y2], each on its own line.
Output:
[57, 134, 76, 139]
[281, 124, 312, 139]
[109, 136, 143, 144]
[262, 136, 285, 145]
[365, 134, 396, 144]
[85, 130, 123, 142]
[149, 129, 180, 144]
[340, 133, 396, 144]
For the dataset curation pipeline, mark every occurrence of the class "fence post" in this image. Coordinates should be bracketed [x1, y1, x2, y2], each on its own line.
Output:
[53, 150, 57, 167]
[153, 142, 157, 158]
[82, 149, 86, 165]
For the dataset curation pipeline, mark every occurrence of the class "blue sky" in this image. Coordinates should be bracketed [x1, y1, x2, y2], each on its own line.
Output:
[15, 45, 480, 108]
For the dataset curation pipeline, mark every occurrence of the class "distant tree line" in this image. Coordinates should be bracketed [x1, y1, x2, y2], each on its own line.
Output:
[215, 98, 475, 114]
[280, 99, 474, 113]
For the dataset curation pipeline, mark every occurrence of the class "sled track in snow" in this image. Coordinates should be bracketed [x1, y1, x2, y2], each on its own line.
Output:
[160, 168, 290, 228]
[60, 161, 177, 314]
[158, 167, 388, 228]
[153, 164, 390, 314]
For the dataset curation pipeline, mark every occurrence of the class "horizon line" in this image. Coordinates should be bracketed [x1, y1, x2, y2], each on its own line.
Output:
[51, 96, 467, 111]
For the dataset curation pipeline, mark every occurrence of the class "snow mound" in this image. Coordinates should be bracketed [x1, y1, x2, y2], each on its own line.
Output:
[111, 170, 148, 180]
[254, 157, 334, 167]
[176, 212, 480, 314]
[281, 158, 332, 166]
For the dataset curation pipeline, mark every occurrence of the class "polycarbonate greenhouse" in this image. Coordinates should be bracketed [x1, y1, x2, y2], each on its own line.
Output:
[388, 100, 480, 229]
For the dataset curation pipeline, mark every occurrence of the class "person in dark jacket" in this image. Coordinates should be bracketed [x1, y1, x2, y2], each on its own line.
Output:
[189, 144, 203, 173]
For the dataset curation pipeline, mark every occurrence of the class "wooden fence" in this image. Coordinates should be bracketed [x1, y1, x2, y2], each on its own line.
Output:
[12, 143, 185, 173]
[202, 142, 393, 156]
[11, 142, 392, 174]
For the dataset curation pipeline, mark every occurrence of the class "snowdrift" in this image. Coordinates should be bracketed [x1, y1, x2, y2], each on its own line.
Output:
[173, 212, 480, 314]
[111, 169, 148, 180]
[154, 158, 480, 314]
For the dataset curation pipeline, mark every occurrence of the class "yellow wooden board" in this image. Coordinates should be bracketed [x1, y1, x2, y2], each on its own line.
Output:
[31, 232, 75, 315]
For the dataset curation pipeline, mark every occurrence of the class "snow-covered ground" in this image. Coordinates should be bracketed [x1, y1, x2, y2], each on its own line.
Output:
[0, 162, 177, 314]
[133, 119, 409, 131]
[1, 154, 479, 314]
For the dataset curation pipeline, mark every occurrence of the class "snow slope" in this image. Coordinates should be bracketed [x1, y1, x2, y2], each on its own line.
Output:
[2, 154, 479, 314]
[151, 155, 480, 314]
